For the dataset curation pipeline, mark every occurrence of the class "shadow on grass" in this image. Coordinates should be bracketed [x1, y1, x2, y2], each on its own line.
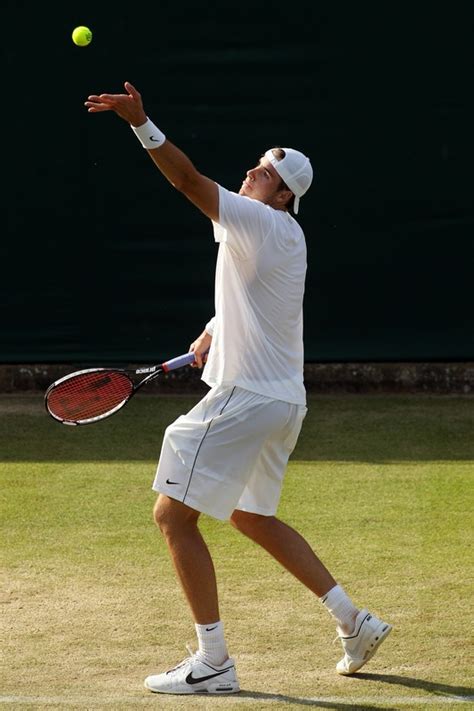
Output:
[239, 690, 397, 709]
[352, 672, 474, 701]
[238, 674, 474, 707]
[1, 394, 473, 461]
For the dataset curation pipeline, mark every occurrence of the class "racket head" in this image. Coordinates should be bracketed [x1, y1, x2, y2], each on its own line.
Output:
[45, 368, 134, 425]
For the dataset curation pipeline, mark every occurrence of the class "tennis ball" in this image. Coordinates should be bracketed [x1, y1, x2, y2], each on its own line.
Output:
[72, 26, 92, 47]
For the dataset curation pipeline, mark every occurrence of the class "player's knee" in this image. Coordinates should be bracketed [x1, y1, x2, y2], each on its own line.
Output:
[230, 510, 275, 538]
[229, 510, 253, 533]
[153, 496, 178, 534]
[153, 498, 167, 531]
[153, 495, 199, 535]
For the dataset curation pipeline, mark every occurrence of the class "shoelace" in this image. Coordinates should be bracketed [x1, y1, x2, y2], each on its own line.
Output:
[333, 630, 348, 646]
[166, 644, 199, 674]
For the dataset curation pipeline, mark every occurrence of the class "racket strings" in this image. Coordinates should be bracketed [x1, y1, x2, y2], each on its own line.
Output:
[47, 371, 133, 422]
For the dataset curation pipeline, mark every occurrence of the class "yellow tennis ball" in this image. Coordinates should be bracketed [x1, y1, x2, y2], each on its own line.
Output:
[72, 26, 92, 47]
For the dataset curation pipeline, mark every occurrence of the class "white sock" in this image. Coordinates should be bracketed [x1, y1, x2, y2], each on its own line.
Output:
[320, 584, 359, 634]
[195, 621, 229, 666]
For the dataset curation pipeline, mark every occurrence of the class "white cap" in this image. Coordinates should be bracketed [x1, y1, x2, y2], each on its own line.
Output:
[264, 148, 313, 214]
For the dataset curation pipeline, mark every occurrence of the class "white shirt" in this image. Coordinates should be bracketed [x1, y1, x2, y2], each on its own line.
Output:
[202, 185, 307, 405]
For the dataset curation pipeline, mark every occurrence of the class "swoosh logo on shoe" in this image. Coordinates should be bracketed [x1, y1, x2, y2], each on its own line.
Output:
[166, 478, 180, 485]
[186, 669, 230, 685]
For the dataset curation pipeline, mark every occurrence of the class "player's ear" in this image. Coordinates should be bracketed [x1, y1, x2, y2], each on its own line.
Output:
[277, 189, 293, 207]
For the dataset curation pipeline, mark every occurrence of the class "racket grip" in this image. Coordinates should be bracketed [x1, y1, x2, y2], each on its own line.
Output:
[162, 352, 197, 372]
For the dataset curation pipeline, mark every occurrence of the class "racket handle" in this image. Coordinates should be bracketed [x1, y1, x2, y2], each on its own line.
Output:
[162, 352, 197, 372]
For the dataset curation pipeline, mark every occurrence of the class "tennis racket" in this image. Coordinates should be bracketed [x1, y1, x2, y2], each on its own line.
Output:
[45, 351, 198, 426]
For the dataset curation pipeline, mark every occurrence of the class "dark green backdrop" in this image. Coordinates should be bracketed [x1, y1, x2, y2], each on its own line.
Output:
[4, 2, 474, 363]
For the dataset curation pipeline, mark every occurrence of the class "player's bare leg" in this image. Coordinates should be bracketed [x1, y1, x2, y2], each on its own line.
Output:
[147, 495, 239, 694]
[230, 510, 337, 598]
[153, 494, 219, 623]
[230, 510, 391, 674]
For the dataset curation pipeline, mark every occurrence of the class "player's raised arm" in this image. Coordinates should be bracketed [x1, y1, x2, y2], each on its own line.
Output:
[85, 81, 219, 221]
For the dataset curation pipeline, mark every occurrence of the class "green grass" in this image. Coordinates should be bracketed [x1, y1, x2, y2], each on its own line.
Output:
[1, 394, 473, 710]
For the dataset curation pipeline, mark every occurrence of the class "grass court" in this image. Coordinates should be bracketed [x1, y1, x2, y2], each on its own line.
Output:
[1, 393, 473, 709]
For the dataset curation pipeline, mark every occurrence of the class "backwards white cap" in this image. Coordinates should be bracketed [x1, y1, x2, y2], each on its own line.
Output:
[264, 148, 313, 214]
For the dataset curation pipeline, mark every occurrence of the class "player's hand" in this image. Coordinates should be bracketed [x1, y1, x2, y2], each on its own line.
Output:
[85, 81, 147, 127]
[189, 331, 212, 368]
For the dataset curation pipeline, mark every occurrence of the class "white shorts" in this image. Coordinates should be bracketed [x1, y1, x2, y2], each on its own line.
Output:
[152, 385, 307, 521]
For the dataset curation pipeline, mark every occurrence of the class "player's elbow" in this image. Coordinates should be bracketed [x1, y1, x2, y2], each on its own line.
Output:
[174, 171, 199, 196]
[169, 175, 186, 192]
[174, 174, 218, 221]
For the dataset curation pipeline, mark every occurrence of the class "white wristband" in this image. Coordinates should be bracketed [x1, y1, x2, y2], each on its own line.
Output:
[131, 118, 166, 149]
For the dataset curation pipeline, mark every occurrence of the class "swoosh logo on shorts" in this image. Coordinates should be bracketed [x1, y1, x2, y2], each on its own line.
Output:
[166, 478, 180, 485]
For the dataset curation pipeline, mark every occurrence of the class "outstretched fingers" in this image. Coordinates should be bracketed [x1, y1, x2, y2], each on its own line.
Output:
[84, 81, 142, 119]
[98, 93, 128, 101]
[85, 100, 110, 112]
[124, 81, 140, 98]
[84, 83, 145, 121]
[85, 93, 123, 112]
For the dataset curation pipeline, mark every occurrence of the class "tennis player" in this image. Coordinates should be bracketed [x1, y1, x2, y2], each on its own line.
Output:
[85, 81, 392, 695]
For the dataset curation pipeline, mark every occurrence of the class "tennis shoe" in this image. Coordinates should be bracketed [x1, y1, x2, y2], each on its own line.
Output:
[144, 647, 240, 695]
[335, 608, 392, 675]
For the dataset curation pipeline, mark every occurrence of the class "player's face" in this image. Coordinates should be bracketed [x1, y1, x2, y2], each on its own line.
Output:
[239, 157, 284, 204]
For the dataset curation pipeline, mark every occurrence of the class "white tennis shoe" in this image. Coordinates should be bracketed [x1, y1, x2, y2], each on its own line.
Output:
[144, 648, 240, 695]
[336, 608, 392, 675]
